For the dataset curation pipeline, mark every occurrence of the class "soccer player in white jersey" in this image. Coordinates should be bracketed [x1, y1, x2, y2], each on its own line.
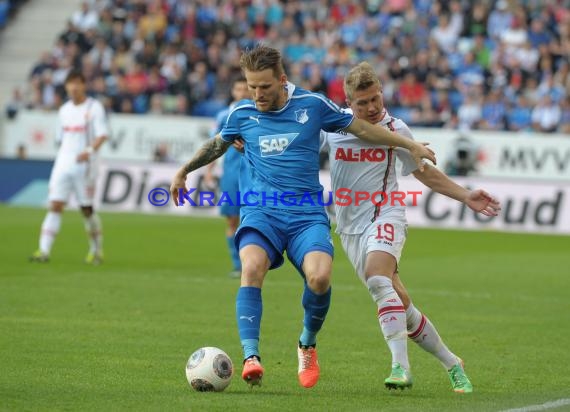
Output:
[321, 62, 501, 393]
[171, 45, 436, 389]
[30, 70, 108, 264]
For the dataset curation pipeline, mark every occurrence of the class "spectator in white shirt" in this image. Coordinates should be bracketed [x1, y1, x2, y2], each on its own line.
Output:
[457, 92, 483, 131]
[487, 0, 513, 41]
[431, 13, 460, 54]
[71, 1, 99, 32]
[501, 17, 528, 50]
[531, 95, 561, 133]
[87, 36, 114, 73]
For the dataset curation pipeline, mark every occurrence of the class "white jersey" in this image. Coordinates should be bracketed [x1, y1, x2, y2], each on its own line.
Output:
[53, 97, 108, 173]
[321, 109, 419, 234]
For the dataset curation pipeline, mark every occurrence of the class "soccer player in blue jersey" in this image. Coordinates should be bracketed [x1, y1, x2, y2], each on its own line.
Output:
[170, 45, 436, 389]
[204, 77, 250, 279]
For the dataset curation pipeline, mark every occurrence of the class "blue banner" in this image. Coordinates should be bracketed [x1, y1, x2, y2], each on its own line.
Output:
[0, 158, 53, 205]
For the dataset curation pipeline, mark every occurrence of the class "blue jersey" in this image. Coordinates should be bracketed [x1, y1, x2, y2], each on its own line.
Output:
[213, 105, 243, 216]
[213, 106, 242, 177]
[220, 83, 354, 211]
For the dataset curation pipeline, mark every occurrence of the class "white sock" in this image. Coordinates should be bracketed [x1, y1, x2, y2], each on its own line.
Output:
[39, 212, 61, 255]
[367, 275, 409, 370]
[84, 214, 103, 254]
[406, 303, 458, 370]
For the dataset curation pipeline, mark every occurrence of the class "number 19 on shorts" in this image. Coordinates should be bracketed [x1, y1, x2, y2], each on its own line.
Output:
[375, 223, 395, 242]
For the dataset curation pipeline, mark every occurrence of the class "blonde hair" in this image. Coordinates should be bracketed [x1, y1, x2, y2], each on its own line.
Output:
[343, 62, 381, 101]
[239, 44, 285, 79]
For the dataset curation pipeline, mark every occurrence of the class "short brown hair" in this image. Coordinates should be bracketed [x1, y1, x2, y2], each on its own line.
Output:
[343, 62, 381, 101]
[65, 69, 86, 84]
[239, 45, 285, 78]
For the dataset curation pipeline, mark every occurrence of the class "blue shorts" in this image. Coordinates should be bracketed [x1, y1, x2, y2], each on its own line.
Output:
[219, 173, 240, 217]
[235, 207, 333, 275]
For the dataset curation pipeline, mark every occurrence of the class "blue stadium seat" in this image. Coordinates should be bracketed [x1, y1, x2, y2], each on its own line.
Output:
[192, 99, 226, 117]
[389, 107, 413, 123]
[133, 94, 149, 114]
[449, 91, 464, 110]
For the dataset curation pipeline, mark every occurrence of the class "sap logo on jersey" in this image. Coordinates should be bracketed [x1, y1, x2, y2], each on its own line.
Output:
[335, 147, 387, 162]
[259, 133, 299, 157]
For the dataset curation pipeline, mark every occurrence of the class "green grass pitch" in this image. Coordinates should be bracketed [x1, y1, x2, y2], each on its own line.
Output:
[1, 205, 569, 411]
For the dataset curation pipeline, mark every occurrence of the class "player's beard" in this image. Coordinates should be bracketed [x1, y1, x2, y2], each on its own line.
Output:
[256, 98, 276, 112]
[257, 89, 286, 112]
[255, 100, 270, 111]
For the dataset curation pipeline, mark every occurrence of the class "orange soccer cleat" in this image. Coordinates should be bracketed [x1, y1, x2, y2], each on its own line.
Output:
[297, 345, 320, 388]
[242, 356, 264, 387]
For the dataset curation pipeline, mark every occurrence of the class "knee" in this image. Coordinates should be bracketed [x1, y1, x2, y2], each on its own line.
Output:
[366, 274, 394, 300]
[50, 202, 65, 213]
[304, 264, 331, 294]
[240, 253, 268, 287]
[81, 206, 93, 217]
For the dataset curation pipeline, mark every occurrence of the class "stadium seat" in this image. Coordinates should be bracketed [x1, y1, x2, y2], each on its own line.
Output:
[192, 100, 227, 118]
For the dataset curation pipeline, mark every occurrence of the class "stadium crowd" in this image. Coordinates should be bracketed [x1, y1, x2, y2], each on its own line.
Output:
[8, 0, 570, 133]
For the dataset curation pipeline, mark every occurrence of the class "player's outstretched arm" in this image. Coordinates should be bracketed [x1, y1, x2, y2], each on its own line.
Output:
[465, 189, 502, 216]
[345, 118, 436, 171]
[413, 164, 501, 216]
[170, 135, 232, 206]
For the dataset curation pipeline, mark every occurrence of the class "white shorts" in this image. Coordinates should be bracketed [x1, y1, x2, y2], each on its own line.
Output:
[339, 220, 407, 284]
[48, 166, 96, 206]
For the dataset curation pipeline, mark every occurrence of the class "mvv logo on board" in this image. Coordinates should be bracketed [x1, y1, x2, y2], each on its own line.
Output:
[259, 133, 299, 157]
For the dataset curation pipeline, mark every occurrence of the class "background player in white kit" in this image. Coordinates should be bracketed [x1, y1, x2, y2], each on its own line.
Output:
[321, 62, 501, 393]
[30, 70, 108, 264]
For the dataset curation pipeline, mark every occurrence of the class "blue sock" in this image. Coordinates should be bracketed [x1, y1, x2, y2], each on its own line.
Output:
[236, 286, 262, 360]
[300, 326, 317, 348]
[300, 284, 331, 347]
[226, 235, 241, 270]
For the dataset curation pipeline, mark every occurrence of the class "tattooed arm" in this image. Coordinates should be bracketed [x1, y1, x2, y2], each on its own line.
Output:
[182, 135, 232, 173]
[170, 135, 233, 205]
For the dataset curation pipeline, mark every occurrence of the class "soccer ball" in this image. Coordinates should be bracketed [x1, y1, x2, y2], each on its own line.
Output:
[185, 347, 233, 392]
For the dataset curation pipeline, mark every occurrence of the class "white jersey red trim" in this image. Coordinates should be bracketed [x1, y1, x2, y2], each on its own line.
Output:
[53, 97, 108, 173]
[321, 109, 419, 234]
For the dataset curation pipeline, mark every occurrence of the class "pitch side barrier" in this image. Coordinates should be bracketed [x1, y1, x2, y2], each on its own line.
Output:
[2, 158, 568, 235]
[3, 110, 570, 181]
